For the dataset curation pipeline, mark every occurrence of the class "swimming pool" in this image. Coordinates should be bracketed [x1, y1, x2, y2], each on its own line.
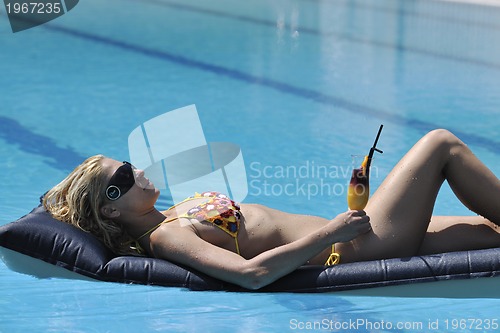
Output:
[1, 0, 500, 331]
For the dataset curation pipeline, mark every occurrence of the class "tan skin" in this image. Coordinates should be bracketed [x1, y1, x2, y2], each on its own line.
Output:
[100, 129, 500, 290]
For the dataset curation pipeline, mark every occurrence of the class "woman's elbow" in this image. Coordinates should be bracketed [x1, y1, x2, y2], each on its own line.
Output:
[238, 264, 272, 290]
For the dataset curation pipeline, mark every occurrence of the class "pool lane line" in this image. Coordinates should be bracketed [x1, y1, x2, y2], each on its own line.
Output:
[133, 0, 500, 71]
[32, 20, 500, 155]
[0, 116, 87, 172]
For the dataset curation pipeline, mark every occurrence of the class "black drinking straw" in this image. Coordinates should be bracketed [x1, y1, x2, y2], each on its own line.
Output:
[365, 124, 384, 175]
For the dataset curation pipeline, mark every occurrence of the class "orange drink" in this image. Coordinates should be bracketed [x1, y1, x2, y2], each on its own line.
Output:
[346, 125, 384, 210]
[347, 156, 369, 210]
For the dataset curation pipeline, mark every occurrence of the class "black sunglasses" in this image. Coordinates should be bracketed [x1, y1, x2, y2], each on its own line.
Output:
[105, 161, 136, 201]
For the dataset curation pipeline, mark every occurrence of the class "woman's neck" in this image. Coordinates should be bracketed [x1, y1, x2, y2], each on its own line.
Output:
[126, 207, 166, 241]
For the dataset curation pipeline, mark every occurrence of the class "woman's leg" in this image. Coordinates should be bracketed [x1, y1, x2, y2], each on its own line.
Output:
[418, 216, 500, 255]
[337, 129, 500, 262]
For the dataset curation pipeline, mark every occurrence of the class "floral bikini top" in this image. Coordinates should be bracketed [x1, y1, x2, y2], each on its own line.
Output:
[133, 192, 243, 255]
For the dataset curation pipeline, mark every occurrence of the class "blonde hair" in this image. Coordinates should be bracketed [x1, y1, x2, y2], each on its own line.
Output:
[43, 155, 138, 256]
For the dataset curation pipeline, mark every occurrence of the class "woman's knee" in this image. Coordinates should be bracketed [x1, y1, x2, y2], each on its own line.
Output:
[423, 129, 464, 151]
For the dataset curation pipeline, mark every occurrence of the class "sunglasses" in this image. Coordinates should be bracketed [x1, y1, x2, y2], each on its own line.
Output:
[105, 161, 136, 201]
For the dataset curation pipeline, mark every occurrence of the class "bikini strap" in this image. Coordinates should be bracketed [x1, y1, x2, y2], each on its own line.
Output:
[134, 194, 202, 243]
[134, 216, 177, 243]
[325, 244, 341, 265]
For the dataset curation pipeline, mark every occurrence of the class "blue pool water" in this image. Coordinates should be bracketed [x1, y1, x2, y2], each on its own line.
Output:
[1, 0, 500, 332]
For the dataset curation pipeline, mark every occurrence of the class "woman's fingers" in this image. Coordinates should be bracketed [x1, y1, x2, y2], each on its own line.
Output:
[343, 210, 370, 225]
[331, 210, 372, 242]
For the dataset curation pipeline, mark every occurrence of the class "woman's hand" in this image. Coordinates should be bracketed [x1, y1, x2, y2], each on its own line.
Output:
[329, 210, 371, 243]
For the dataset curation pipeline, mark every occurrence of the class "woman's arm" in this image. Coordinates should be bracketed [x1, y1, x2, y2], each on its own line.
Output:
[150, 210, 370, 290]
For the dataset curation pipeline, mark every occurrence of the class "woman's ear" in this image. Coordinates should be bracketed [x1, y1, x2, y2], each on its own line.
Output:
[100, 204, 121, 219]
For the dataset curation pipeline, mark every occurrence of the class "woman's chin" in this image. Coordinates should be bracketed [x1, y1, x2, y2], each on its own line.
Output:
[152, 187, 161, 199]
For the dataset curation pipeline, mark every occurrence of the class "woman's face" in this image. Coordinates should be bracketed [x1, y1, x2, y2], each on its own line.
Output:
[101, 158, 160, 216]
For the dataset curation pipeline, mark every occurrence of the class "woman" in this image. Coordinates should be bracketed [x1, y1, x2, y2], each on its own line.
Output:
[43, 129, 500, 290]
